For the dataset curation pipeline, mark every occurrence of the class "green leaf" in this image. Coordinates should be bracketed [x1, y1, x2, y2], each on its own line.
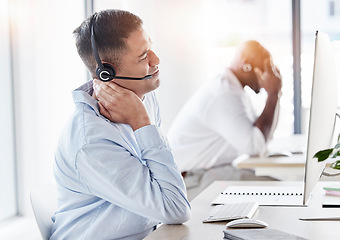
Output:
[314, 149, 334, 162]
[330, 161, 340, 170]
[331, 151, 340, 158]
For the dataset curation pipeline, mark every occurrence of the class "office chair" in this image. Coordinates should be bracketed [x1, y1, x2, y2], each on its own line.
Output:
[30, 184, 57, 240]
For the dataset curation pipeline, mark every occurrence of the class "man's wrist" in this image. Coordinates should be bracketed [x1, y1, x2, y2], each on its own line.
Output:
[267, 90, 282, 99]
[130, 118, 151, 131]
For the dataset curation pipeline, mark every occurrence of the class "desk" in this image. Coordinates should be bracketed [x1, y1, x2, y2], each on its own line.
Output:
[234, 134, 307, 181]
[234, 154, 339, 182]
[234, 154, 306, 181]
[145, 181, 340, 240]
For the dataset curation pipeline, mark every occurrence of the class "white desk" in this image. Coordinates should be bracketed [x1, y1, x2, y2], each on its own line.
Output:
[145, 181, 340, 240]
[234, 134, 308, 181]
[233, 153, 306, 181]
[233, 153, 340, 181]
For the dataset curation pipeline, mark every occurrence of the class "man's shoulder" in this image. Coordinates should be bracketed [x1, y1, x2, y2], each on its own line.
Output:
[211, 69, 243, 92]
[69, 104, 124, 144]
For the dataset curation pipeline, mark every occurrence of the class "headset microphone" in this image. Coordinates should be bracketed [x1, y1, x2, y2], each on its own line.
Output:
[90, 15, 152, 82]
[108, 74, 152, 80]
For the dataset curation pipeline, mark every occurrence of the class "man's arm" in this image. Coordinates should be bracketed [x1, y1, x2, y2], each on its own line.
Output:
[254, 58, 282, 141]
[76, 125, 191, 224]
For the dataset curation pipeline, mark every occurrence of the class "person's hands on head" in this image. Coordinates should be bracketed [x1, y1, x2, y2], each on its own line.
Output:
[93, 79, 151, 131]
[254, 58, 282, 96]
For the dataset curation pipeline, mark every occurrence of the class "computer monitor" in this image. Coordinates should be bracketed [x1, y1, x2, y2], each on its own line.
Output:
[303, 31, 338, 205]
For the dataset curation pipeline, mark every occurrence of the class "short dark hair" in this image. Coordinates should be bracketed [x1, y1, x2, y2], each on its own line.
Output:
[73, 9, 143, 77]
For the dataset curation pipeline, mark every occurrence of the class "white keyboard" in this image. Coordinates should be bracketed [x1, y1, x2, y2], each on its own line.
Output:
[203, 201, 259, 223]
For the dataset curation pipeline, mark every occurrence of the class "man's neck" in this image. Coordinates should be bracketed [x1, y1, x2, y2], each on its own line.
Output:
[229, 67, 246, 88]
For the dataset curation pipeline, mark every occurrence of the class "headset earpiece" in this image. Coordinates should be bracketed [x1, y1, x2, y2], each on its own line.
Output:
[96, 63, 116, 82]
[91, 14, 116, 82]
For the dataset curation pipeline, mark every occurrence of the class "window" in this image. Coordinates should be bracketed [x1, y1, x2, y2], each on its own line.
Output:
[0, 0, 86, 223]
[329, 0, 340, 17]
[0, 0, 17, 221]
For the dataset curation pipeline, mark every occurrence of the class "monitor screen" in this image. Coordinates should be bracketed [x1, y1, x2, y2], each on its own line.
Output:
[303, 31, 338, 205]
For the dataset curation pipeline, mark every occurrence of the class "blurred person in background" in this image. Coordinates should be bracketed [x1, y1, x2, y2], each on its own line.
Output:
[168, 40, 282, 200]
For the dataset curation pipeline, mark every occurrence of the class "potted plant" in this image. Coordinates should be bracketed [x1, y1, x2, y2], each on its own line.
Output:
[314, 133, 340, 170]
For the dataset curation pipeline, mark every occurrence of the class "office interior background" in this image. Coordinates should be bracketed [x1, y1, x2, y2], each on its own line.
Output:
[0, 0, 339, 239]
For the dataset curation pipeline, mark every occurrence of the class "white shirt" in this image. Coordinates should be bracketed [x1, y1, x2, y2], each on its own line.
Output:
[168, 68, 266, 172]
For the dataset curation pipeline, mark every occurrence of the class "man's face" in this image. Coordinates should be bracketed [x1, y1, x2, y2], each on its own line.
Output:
[113, 26, 160, 98]
[249, 71, 261, 94]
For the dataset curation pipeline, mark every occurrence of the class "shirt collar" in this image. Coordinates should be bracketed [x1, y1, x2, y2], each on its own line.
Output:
[222, 68, 244, 90]
[72, 80, 101, 116]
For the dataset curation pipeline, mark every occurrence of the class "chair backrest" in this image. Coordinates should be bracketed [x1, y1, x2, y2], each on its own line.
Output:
[30, 184, 57, 240]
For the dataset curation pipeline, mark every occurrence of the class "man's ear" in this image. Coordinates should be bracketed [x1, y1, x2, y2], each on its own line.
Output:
[242, 63, 252, 73]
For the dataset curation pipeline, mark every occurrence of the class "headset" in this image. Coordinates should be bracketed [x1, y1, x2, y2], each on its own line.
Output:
[90, 14, 152, 82]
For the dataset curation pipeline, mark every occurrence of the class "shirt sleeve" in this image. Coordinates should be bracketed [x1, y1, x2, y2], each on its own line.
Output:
[204, 92, 266, 155]
[75, 125, 191, 224]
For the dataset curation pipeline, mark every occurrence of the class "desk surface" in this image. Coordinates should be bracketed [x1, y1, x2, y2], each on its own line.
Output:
[234, 134, 307, 169]
[233, 134, 308, 181]
[233, 154, 306, 181]
[234, 153, 335, 181]
[234, 153, 306, 168]
[145, 181, 340, 240]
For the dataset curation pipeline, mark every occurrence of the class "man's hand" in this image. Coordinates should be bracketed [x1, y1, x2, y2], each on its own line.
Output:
[254, 58, 282, 96]
[93, 79, 151, 131]
[253, 58, 282, 141]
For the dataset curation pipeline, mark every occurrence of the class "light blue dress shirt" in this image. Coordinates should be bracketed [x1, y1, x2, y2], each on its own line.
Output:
[50, 81, 191, 240]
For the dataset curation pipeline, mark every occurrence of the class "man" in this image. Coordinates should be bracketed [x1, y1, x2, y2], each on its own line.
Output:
[168, 40, 282, 200]
[51, 9, 190, 240]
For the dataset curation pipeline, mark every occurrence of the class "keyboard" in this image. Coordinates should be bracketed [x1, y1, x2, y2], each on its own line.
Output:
[203, 201, 259, 223]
